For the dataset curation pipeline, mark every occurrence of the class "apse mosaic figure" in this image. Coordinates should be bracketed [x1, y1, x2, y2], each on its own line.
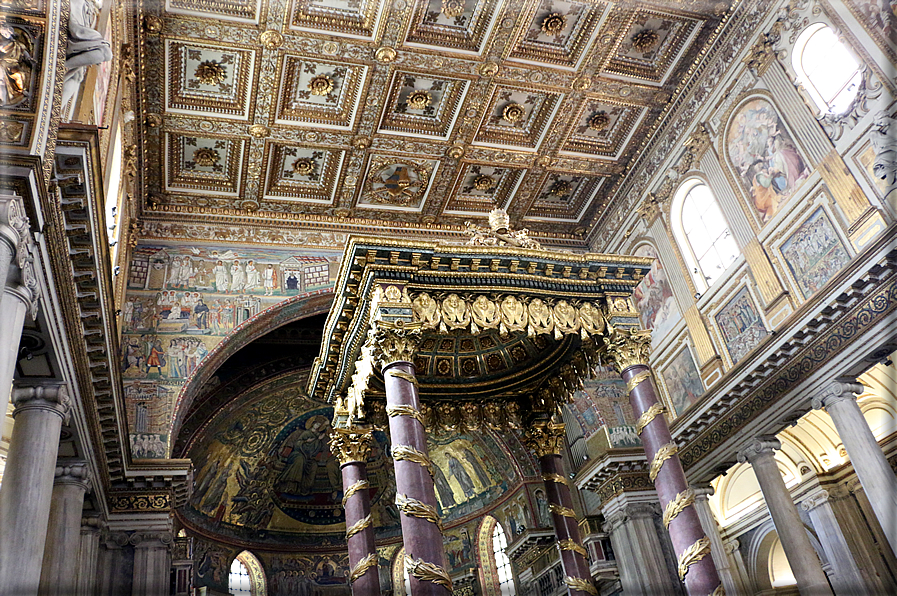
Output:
[780, 207, 851, 299]
[121, 241, 341, 458]
[715, 287, 769, 364]
[661, 347, 706, 416]
[727, 98, 809, 223]
[632, 243, 680, 341]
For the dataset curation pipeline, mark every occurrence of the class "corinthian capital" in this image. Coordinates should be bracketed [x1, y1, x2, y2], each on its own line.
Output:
[12, 382, 71, 422]
[602, 326, 652, 373]
[523, 420, 566, 458]
[372, 319, 422, 368]
[811, 377, 865, 410]
[329, 426, 373, 465]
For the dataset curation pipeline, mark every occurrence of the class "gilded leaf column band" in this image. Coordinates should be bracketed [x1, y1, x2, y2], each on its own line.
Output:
[604, 328, 723, 596]
[374, 322, 451, 596]
[329, 426, 381, 596]
[524, 421, 597, 596]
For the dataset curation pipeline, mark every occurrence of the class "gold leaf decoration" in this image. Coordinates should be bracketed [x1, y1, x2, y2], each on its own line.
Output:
[649, 442, 679, 482]
[558, 539, 587, 557]
[502, 103, 526, 123]
[677, 537, 712, 580]
[541, 13, 567, 35]
[407, 89, 432, 110]
[564, 577, 598, 595]
[386, 404, 425, 426]
[341, 479, 370, 508]
[626, 369, 653, 394]
[194, 60, 227, 85]
[307, 74, 334, 96]
[588, 111, 611, 132]
[663, 488, 695, 529]
[631, 28, 660, 52]
[405, 556, 454, 590]
[346, 514, 372, 539]
[549, 503, 577, 518]
[192, 148, 220, 167]
[349, 552, 378, 584]
[396, 493, 443, 531]
[635, 401, 665, 435]
[392, 444, 435, 477]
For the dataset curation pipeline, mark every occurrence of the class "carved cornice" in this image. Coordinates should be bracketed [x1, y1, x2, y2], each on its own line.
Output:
[328, 426, 373, 466]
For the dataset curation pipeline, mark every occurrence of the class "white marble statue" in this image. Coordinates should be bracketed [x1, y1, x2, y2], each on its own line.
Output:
[62, 0, 113, 109]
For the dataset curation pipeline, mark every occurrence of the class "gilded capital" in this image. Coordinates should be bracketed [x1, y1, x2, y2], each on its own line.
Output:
[523, 420, 566, 458]
[602, 326, 652, 372]
[372, 320, 422, 368]
[329, 426, 374, 465]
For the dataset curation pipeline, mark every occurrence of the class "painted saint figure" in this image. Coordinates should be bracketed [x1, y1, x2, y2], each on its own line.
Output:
[448, 454, 476, 499]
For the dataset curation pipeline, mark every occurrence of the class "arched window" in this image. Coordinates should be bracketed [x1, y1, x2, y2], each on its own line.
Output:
[480, 516, 516, 595]
[228, 551, 267, 596]
[492, 521, 515, 595]
[671, 180, 739, 292]
[793, 23, 862, 114]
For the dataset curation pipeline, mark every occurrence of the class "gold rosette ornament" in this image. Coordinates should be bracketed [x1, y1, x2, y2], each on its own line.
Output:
[194, 60, 227, 85]
[631, 28, 660, 52]
[542, 13, 567, 35]
[192, 148, 220, 167]
[407, 89, 432, 110]
[502, 103, 526, 124]
[307, 74, 334, 96]
[588, 111, 611, 132]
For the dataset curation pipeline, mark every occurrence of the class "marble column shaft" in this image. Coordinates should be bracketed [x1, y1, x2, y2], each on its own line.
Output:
[330, 426, 381, 595]
[623, 364, 721, 596]
[39, 461, 92, 595]
[131, 533, 172, 596]
[76, 518, 103, 596]
[383, 360, 450, 596]
[814, 379, 897, 556]
[0, 383, 69, 596]
[802, 487, 896, 595]
[738, 437, 833, 596]
[692, 488, 749, 596]
[603, 501, 681, 596]
[540, 451, 594, 596]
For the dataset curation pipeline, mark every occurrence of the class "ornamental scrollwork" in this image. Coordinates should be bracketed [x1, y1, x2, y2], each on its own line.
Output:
[371, 320, 423, 367]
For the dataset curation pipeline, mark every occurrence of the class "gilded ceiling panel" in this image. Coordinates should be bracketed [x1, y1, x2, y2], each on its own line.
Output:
[357, 154, 441, 211]
[473, 84, 563, 151]
[165, 0, 261, 23]
[289, 0, 386, 40]
[403, 0, 503, 55]
[165, 40, 256, 119]
[262, 143, 346, 205]
[165, 133, 245, 195]
[599, 7, 701, 84]
[560, 96, 647, 158]
[443, 162, 526, 216]
[274, 54, 367, 129]
[524, 172, 604, 222]
[507, 0, 608, 69]
[377, 70, 471, 138]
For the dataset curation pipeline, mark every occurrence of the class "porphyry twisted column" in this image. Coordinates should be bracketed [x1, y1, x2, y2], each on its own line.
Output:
[603, 327, 723, 596]
[373, 320, 451, 596]
[0, 382, 70, 596]
[330, 425, 381, 595]
[524, 419, 597, 596]
[39, 461, 93, 596]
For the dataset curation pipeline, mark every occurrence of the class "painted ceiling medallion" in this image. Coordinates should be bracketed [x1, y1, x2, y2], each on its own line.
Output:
[472, 175, 495, 191]
[406, 89, 432, 110]
[549, 180, 573, 197]
[631, 28, 660, 52]
[502, 103, 526, 124]
[441, 0, 465, 18]
[194, 60, 227, 86]
[192, 148, 220, 166]
[588, 111, 610, 132]
[307, 74, 334, 96]
[291, 158, 316, 176]
[541, 12, 567, 35]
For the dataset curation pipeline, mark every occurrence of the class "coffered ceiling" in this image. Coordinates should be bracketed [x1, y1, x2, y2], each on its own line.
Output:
[135, 0, 733, 243]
